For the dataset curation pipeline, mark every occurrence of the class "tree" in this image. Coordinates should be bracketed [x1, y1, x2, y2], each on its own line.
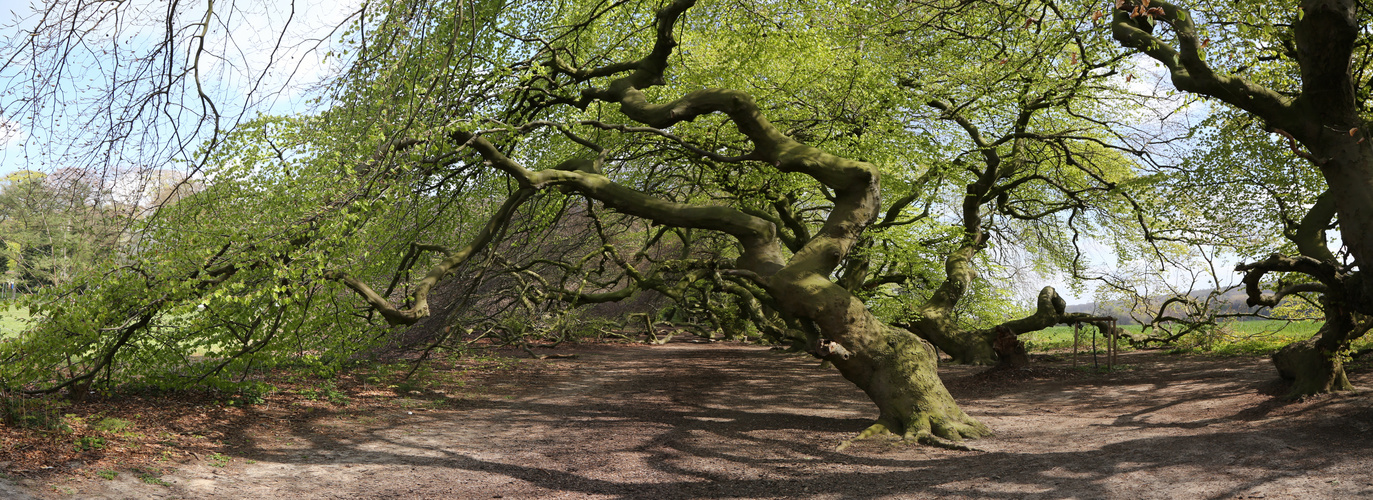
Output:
[0, 0, 1155, 448]
[332, 0, 996, 445]
[847, 0, 1148, 364]
[5, 0, 978, 446]
[1099, 105, 1335, 353]
[1111, 0, 1373, 395]
[0, 169, 124, 290]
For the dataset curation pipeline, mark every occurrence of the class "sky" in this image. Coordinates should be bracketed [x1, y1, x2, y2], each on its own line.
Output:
[0, 0, 361, 180]
[0, 0, 29, 158]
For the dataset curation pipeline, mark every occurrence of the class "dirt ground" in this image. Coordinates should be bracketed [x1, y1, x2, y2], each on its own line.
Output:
[6, 340, 1373, 499]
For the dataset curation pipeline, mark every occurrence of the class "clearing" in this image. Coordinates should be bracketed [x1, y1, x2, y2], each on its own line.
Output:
[4, 341, 1373, 499]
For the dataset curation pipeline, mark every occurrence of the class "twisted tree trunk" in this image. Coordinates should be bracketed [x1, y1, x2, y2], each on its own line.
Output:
[433, 0, 991, 445]
[1272, 299, 1360, 397]
[909, 281, 1088, 366]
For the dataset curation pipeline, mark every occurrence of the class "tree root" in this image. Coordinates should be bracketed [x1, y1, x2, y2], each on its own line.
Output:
[913, 430, 980, 451]
[521, 345, 579, 360]
[836, 421, 985, 452]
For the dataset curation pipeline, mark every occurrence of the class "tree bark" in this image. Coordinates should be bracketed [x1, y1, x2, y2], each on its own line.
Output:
[907, 285, 1083, 365]
[838, 326, 991, 448]
[776, 274, 990, 447]
[908, 319, 998, 365]
[991, 326, 1030, 370]
[903, 242, 1001, 364]
[1273, 301, 1359, 397]
[1272, 336, 1352, 397]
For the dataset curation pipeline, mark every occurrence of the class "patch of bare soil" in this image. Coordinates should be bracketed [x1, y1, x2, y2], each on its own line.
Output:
[7, 341, 1373, 499]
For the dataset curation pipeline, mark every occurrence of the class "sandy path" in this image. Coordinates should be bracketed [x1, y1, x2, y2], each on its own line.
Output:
[18, 342, 1373, 499]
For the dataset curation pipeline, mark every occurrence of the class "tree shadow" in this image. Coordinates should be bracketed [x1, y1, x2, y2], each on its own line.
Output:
[192, 345, 1373, 499]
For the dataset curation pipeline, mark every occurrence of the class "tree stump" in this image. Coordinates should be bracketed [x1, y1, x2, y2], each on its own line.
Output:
[992, 325, 1029, 370]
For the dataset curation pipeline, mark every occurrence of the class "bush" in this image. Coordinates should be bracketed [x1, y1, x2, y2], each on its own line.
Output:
[0, 394, 69, 431]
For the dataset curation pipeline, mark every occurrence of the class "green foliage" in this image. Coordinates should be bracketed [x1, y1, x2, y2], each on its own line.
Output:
[137, 470, 169, 486]
[299, 383, 350, 406]
[0, 0, 1150, 393]
[0, 112, 444, 391]
[1136, 108, 1326, 255]
[92, 417, 134, 434]
[548, 310, 618, 342]
[0, 170, 128, 291]
[208, 452, 231, 467]
[0, 394, 69, 431]
[73, 435, 106, 451]
[1271, 294, 1324, 321]
[1172, 321, 1231, 353]
[220, 383, 274, 407]
[96, 470, 118, 480]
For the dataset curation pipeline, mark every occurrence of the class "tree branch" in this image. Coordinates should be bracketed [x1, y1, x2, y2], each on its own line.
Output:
[1110, 0, 1299, 133]
[328, 187, 536, 325]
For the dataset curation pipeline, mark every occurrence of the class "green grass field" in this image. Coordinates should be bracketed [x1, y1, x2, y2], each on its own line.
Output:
[1020, 319, 1335, 356]
[0, 306, 31, 339]
[0, 306, 1348, 357]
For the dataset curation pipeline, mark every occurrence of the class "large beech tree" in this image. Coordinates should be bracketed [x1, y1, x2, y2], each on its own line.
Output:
[1111, 0, 1373, 395]
[0, 0, 1151, 447]
[367, 0, 995, 446]
[0, 0, 995, 447]
[860, 0, 1145, 364]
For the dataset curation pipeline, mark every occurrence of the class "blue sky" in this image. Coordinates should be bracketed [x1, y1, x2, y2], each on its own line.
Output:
[0, 0, 34, 173]
[0, 0, 359, 180]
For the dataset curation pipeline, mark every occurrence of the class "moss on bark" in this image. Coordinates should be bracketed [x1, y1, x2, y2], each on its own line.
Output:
[833, 325, 991, 450]
[1273, 336, 1353, 397]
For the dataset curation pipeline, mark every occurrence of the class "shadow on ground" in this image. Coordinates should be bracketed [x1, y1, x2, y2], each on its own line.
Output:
[32, 344, 1373, 499]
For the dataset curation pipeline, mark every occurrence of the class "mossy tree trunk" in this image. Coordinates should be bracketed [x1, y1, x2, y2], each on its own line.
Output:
[774, 270, 990, 447]
[1272, 295, 1363, 397]
[903, 243, 999, 365]
[1273, 336, 1353, 397]
[904, 249, 1088, 365]
[344, 0, 990, 445]
[1237, 234, 1364, 395]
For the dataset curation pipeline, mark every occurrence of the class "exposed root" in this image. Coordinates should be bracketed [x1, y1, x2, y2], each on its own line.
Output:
[836, 420, 985, 452]
[912, 430, 981, 451]
[521, 345, 579, 360]
[836, 422, 896, 451]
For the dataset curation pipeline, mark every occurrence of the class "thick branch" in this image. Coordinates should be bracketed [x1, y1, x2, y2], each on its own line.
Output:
[567, 0, 882, 283]
[992, 286, 1097, 335]
[1294, 190, 1338, 263]
[1110, 1, 1298, 133]
[329, 187, 536, 325]
[1235, 253, 1339, 308]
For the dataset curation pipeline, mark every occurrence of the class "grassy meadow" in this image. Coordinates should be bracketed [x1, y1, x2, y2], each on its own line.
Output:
[1021, 319, 1336, 356]
[0, 304, 1345, 358]
[0, 305, 29, 339]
